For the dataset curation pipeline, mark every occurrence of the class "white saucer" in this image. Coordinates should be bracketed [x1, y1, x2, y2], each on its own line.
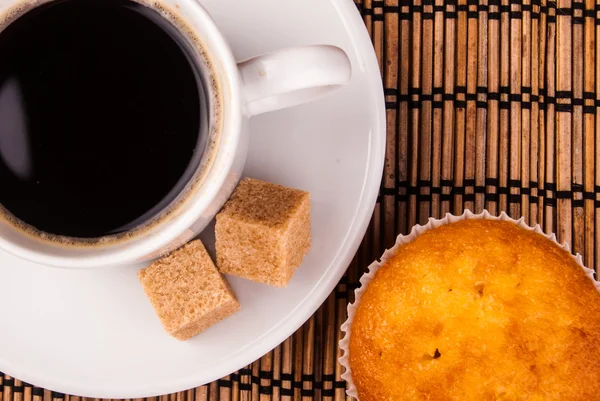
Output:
[0, 0, 385, 397]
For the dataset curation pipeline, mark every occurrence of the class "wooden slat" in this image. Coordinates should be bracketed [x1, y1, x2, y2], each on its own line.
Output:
[486, 0, 500, 215]
[383, 0, 399, 248]
[596, 0, 600, 274]
[397, 1, 410, 235]
[556, 0, 573, 245]
[419, 0, 434, 223]
[499, 0, 510, 213]
[453, 0, 468, 216]
[431, 0, 445, 219]
[441, 0, 456, 216]
[520, 0, 530, 222]
[476, 1, 489, 213]
[464, 0, 479, 213]
[530, 0, 541, 225]
[408, 0, 422, 228]
[545, 1, 557, 234]
[572, 0, 585, 254]
[583, 0, 596, 269]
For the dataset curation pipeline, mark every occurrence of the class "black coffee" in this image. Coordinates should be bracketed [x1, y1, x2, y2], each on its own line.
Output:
[0, 0, 209, 239]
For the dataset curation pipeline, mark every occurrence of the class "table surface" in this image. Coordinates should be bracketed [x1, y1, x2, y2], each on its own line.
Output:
[1, 0, 597, 400]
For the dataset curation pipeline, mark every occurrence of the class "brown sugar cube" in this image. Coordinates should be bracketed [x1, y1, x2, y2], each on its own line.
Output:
[215, 177, 311, 287]
[138, 240, 239, 340]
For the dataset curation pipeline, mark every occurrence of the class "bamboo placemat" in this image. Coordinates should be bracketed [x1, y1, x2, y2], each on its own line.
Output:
[1, 0, 599, 399]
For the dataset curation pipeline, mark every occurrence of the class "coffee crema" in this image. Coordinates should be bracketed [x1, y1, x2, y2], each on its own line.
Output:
[0, 0, 213, 239]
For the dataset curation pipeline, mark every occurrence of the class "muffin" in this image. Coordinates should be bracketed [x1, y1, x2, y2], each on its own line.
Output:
[340, 211, 600, 401]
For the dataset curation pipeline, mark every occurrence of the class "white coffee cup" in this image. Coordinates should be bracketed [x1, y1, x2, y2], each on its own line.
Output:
[0, 0, 351, 268]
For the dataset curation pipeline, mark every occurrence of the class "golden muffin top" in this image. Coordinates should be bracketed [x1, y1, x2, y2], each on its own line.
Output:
[349, 219, 600, 401]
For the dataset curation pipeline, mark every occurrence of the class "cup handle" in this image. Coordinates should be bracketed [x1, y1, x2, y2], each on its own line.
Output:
[238, 45, 352, 116]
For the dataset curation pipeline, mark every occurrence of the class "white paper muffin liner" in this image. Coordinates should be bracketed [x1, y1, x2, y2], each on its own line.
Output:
[338, 209, 600, 400]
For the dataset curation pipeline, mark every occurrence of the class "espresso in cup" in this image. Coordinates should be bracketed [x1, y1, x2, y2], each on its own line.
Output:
[0, 0, 218, 242]
[0, 0, 350, 267]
